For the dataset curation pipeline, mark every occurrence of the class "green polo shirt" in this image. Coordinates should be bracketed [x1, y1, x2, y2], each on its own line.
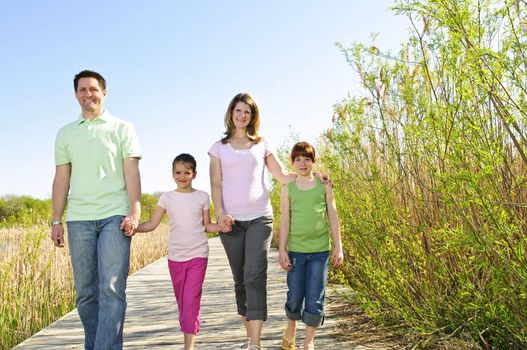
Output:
[55, 111, 141, 221]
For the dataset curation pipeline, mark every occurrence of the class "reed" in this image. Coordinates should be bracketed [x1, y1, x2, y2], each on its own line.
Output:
[0, 224, 168, 350]
[316, 1, 527, 347]
[269, 2, 527, 347]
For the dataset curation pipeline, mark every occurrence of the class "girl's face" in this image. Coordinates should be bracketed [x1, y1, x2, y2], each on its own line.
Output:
[173, 162, 196, 191]
[292, 155, 314, 177]
[231, 102, 252, 130]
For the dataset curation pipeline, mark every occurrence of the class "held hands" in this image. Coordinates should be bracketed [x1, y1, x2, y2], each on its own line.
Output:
[279, 249, 292, 271]
[121, 215, 139, 237]
[218, 213, 234, 233]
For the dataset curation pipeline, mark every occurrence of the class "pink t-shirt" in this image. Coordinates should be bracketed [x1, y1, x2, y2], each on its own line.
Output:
[158, 190, 210, 262]
[208, 139, 273, 220]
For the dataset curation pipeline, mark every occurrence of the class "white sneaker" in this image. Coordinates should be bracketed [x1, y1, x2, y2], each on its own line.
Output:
[248, 345, 261, 350]
[239, 338, 251, 349]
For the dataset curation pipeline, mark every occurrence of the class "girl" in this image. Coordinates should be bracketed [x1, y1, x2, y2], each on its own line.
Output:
[278, 142, 344, 350]
[133, 153, 229, 350]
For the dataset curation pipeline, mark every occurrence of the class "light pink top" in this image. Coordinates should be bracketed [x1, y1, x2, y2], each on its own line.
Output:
[158, 190, 210, 262]
[208, 139, 273, 220]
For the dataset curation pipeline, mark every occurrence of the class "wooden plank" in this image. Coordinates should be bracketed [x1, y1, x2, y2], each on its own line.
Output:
[13, 237, 363, 349]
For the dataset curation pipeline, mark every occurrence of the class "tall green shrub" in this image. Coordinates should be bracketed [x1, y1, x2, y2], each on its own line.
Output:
[320, 0, 527, 347]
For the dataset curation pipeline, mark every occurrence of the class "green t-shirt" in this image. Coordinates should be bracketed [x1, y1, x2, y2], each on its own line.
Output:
[55, 111, 141, 221]
[287, 179, 330, 253]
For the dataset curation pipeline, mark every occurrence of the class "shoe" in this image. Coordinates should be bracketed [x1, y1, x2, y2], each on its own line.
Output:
[239, 338, 251, 349]
[280, 327, 296, 350]
[248, 345, 261, 350]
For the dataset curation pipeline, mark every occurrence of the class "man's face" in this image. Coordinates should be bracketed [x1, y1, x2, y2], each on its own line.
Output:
[75, 77, 106, 116]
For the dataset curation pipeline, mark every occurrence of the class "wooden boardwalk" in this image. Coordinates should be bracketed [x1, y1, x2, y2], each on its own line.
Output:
[13, 237, 367, 349]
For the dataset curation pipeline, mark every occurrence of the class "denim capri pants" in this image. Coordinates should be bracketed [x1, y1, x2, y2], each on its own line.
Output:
[285, 251, 329, 327]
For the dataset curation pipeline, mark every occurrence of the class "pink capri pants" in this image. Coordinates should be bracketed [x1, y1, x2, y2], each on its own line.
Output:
[168, 257, 208, 334]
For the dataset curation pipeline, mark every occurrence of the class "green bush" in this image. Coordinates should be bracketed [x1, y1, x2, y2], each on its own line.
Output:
[314, 0, 527, 347]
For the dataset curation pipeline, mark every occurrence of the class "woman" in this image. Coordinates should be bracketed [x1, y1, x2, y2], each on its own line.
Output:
[208, 93, 298, 350]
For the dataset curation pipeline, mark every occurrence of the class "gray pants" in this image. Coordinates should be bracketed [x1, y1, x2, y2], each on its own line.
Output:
[219, 215, 273, 321]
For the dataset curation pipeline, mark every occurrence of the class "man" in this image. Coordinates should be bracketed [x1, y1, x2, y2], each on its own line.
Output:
[50, 70, 141, 350]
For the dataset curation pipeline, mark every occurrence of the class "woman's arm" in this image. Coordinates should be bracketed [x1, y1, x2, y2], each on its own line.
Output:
[209, 155, 225, 218]
[326, 184, 343, 266]
[265, 154, 296, 185]
[135, 205, 165, 233]
[278, 185, 292, 271]
[209, 154, 234, 229]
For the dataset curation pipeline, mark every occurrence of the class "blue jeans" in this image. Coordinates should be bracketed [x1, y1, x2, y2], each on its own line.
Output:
[67, 215, 131, 350]
[285, 251, 329, 327]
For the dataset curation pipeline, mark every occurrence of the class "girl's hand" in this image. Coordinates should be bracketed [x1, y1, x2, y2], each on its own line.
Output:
[331, 246, 344, 267]
[219, 221, 232, 233]
[279, 250, 292, 271]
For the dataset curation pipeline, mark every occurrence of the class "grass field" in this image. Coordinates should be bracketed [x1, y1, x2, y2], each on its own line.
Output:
[0, 224, 169, 350]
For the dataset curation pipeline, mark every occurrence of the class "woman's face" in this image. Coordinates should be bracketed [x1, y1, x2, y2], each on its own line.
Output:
[231, 102, 252, 130]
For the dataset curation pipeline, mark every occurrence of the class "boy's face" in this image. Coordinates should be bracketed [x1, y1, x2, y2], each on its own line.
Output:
[292, 155, 314, 177]
[173, 162, 196, 190]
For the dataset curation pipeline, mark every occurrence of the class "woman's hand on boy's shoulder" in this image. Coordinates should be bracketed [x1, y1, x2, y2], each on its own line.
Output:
[314, 172, 333, 188]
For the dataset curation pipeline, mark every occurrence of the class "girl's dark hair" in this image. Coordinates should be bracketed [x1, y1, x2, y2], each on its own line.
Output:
[172, 153, 196, 173]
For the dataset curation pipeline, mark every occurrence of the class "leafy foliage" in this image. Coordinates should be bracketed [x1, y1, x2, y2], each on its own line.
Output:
[314, 0, 527, 347]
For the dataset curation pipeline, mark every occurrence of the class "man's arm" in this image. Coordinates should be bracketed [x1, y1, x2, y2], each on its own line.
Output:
[122, 157, 141, 234]
[51, 164, 71, 247]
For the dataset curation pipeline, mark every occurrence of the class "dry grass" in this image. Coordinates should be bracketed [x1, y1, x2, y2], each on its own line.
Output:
[326, 288, 483, 350]
[129, 224, 168, 273]
[0, 224, 169, 350]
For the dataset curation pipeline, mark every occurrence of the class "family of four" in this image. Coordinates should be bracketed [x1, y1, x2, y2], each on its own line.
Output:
[50, 70, 344, 350]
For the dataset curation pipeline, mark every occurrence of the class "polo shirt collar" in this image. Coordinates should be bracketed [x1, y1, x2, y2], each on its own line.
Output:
[76, 110, 113, 125]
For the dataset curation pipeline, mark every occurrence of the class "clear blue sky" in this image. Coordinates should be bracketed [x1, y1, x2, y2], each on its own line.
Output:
[1, 1, 410, 199]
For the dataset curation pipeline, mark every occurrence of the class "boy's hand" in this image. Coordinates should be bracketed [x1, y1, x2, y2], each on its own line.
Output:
[279, 250, 292, 271]
[331, 246, 344, 267]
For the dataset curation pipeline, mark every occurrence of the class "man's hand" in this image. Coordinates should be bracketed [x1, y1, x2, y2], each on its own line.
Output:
[51, 224, 65, 247]
[121, 215, 139, 237]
